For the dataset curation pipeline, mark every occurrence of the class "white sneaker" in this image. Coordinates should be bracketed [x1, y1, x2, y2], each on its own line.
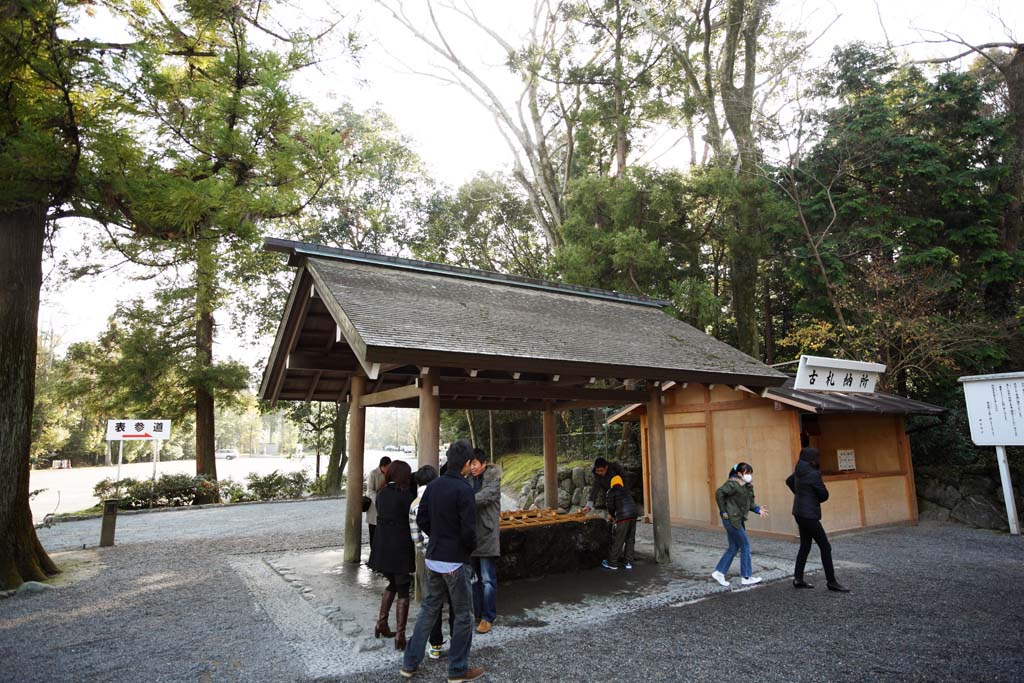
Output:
[429, 640, 447, 659]
[740, 576, 763, 586]
[711, 570, 729, 587]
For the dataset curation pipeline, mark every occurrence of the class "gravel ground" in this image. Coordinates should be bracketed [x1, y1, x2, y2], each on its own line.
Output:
[3, 500, 1023, 683]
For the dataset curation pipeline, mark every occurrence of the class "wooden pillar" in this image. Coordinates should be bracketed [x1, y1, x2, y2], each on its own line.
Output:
[543, 409, 558, 509]
[343, 375, 367, 564]
[640, 415, 651, 522]
[647, 384, 671, 563]
[418, 368, 440, 469]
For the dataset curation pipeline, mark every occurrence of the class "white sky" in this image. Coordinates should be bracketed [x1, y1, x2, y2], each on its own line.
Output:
[40, 0, 1023, 374]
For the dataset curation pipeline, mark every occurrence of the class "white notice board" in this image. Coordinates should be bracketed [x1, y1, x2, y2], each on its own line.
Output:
[958, 373, 1024, 446]
[105, 420, 172, 441]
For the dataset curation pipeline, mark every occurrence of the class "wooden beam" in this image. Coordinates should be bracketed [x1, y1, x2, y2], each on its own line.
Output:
[361, 382, 421, 407]
[288, 350, 359, 372]
[304, 371, 323, 402]
[543, 410, 558, 509]
[343, 375, 367, 564]
[647, 384, 671, 563]
[436, 380, 646, 403]
[264, 271, 313, 403]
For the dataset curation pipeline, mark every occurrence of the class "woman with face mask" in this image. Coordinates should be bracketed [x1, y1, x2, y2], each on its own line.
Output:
[711, 462, 768, 587]
[785, 447, 850, 592]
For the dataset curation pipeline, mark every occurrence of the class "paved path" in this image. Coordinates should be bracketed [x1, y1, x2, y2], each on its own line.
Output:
[3, 499, 1023, 682]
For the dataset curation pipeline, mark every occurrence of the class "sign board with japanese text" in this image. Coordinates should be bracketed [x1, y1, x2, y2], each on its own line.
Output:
[837, 449, 857, 471]
[793, 355, 886, 393]
[959, 373, 1024, 446]
[105, 420, 172, 441]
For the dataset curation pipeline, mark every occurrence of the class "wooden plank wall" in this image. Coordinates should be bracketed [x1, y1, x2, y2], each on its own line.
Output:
[650, 384, 917, 536]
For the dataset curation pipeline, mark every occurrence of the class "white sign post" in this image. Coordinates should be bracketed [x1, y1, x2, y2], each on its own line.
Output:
[959, 373, 1023, 535]
[794, 355, 886, 393]
[105, 420, 172, 500]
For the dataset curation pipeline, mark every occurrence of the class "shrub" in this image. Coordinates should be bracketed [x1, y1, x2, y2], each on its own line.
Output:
[245, 470, 311, 500]
[219, 478, 255, 503]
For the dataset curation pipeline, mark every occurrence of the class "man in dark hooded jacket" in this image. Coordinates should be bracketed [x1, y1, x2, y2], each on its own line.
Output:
[786, 447, 850, 592]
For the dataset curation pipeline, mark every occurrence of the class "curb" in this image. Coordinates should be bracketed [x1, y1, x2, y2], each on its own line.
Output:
[38, 495, 346, 527]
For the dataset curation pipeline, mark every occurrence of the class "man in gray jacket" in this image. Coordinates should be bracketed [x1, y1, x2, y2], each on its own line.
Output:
[469, 448, 502, 635]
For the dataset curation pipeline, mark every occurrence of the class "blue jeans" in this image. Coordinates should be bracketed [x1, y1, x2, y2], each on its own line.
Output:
[403, 563, 474, 677]
[472, 557, 497, 623]
[715, 518, 752, 578]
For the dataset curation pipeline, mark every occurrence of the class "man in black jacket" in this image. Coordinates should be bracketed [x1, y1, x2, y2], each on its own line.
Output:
[401, 440, 486, 682]
[582, 457, 624, 513]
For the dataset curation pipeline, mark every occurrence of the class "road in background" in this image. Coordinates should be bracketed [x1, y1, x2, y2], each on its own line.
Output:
[28, 448, 417, 523]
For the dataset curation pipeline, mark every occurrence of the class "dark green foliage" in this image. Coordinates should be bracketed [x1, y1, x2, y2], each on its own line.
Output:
[245, 470, 310, 501]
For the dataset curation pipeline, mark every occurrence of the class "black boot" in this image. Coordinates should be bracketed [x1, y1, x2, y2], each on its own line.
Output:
[793, 579, 814, 589]
[395, 597, 410, 650]
[375, 591, 396, 638]
[827, 581, 851, 593]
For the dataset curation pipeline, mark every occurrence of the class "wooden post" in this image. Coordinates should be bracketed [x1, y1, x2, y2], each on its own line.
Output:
[418, 368, 440, 469]
[647, 384, 671, 563]
[343, 375, 367, 564]
[640, 415, 651, 522]
[543, 409, 558, 509]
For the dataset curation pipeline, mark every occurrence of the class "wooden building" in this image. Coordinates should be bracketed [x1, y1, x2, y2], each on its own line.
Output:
[257, 239, 787, 563]
[611, 380, 945, 537]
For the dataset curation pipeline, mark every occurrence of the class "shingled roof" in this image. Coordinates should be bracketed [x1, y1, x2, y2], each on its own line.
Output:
[259, 239, 787, 405]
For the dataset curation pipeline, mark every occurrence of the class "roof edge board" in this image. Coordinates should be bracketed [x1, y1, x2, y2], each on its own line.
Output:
[265, 237, 668, 309]
[258, 265, 310, 403]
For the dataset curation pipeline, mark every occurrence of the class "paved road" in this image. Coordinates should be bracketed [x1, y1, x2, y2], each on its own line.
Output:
[3, 500, 1023, 683]
[28, 449, 417, 523]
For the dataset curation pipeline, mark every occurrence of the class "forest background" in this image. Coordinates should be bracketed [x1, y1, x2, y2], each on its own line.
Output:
[2, 0, 1021, 587]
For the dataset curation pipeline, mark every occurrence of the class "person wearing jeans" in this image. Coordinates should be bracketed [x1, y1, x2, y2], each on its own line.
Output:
[711, 462, 768, 587]
[472, 557, 497, 627]
[469, 448, 501, 634]
[401, 440, 486, 682]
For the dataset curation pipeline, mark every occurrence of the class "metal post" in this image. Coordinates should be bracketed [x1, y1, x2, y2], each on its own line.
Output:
[115, 440, 124, 496]
[996, 446, 1021, 535]
[150, 440, 160, 509]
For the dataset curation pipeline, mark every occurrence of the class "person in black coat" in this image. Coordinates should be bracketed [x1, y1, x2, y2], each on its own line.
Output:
[368, 460, 417, 649]
[785, 447, 850, 592]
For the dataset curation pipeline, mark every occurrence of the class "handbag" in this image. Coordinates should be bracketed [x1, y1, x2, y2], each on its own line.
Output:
[361, 495, 372, 513]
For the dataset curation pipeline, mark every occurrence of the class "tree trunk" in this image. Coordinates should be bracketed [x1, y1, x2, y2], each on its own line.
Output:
[193, 235, 218, 503]
[465, 410, 477, 448]
[763, 274, 774, 365]
[325, 402, 349, 496]
[0, 205, 60, 588]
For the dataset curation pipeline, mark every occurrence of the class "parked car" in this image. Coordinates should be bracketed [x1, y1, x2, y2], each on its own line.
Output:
[215, 448, 239, 460]
[400, 445, 413, 454]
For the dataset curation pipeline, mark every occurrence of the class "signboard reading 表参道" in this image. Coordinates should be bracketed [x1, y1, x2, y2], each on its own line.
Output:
[105, 420, 172, 441]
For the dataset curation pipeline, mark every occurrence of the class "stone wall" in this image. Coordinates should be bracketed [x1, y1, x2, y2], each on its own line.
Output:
[916, 469, 1023, 531]
[513, 465, 644, 513]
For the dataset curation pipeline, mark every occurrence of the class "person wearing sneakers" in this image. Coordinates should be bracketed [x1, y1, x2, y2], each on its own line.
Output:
[367, 460, 416, 650]
[469, 448, 502, 635]
[786, 447, 850, 593]
[400, 440, 486, 683]
[602, 474, 638, 570]
[410, 465, 455, 660]
[711, 462, 768, 587]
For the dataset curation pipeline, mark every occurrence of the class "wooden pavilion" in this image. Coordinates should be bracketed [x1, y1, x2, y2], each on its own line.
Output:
[258, 239, 787, 563]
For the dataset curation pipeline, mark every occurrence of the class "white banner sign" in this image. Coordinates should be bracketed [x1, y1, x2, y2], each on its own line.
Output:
[105, 420, 172, 441]
[959, 373, 1024, 446]
[793, 355, 886, 393]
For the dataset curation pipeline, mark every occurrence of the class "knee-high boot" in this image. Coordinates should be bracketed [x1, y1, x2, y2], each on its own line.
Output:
[394, 597, 410, 650]
[375, 590, 396, 638]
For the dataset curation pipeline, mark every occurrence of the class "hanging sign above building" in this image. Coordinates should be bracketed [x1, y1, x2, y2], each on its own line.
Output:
[793, 355, 886, 393]
[105, 420, 172, 441]
[959, 372, 1024, 446]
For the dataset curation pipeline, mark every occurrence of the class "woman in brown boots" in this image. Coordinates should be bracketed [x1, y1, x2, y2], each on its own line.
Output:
[368, 459, 417, 649]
